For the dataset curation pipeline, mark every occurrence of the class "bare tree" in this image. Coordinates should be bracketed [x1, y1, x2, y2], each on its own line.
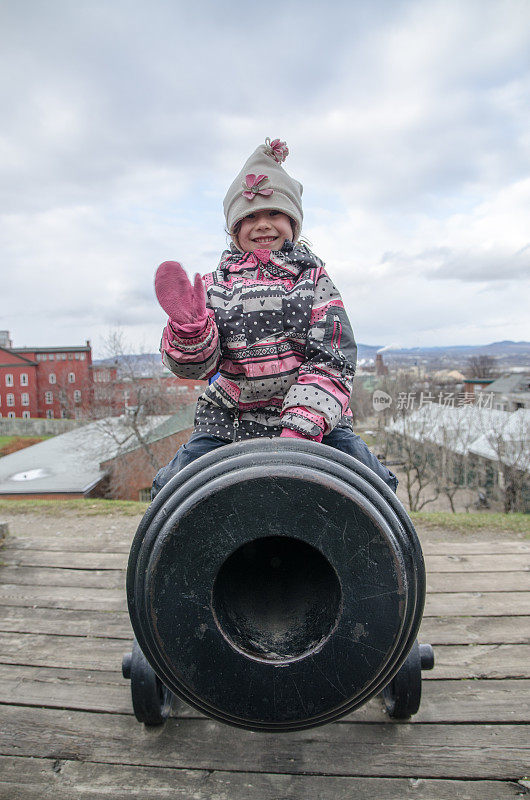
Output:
[384, 409, 441, 512]
[90, 330, 173, 473]
[467, 355, 498, 379]
[375, 372, 441, 512]
[350, 380, 374, 423]
[433, 408, 476, 513]
[475, 409, 530, 512]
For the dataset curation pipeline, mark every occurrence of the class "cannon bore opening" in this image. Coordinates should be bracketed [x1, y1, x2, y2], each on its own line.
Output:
[212, 536, 342, 662]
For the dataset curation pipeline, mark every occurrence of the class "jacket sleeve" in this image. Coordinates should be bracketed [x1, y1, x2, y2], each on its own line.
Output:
[160, 285, 221, 381]
[280, 267, 357, 439]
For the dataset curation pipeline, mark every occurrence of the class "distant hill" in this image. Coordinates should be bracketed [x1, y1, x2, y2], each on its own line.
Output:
[94, 341, 530, 373]
[357, 340, 530, 355]
[357, 341, 530, 359]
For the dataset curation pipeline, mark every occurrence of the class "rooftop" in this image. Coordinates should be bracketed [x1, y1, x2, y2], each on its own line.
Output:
[0, 415, 170, 495]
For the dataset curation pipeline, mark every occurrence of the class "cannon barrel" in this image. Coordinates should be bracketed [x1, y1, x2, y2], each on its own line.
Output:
[126, 439, 427, 732]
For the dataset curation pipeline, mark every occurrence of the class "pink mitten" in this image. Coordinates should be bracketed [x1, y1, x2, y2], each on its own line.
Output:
[155, 261, 207, 336]
[280, 428, 309, 440]
[281, 428, 324, 443]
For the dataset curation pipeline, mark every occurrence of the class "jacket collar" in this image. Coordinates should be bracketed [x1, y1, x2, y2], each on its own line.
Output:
[219, 241, 323, 278]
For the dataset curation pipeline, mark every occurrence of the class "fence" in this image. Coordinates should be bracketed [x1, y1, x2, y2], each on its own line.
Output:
[0, 418, 88, 436]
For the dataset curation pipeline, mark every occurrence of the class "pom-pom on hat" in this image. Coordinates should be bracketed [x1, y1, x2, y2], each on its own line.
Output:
[223, 138, 303, 246]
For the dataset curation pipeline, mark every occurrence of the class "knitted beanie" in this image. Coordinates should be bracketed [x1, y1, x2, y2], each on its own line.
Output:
[223, 138, 303, 244]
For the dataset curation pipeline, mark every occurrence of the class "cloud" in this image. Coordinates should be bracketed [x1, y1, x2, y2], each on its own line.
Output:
[1, 0, 530, 354]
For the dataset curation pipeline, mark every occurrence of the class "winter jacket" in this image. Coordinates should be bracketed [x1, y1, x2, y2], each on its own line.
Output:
[160, 241, 357, 442]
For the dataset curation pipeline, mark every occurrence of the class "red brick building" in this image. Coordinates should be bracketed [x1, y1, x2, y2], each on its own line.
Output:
[0, 335, 93, 420]
[0, 331, 205, 421]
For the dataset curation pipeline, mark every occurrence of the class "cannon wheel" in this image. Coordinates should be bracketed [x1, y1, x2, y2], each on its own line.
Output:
[122, 639, 173, 726]
[382, 641, 434, 719]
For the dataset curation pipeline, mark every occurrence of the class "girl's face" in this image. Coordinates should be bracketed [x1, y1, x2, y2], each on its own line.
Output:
[237, 210, 294, 252]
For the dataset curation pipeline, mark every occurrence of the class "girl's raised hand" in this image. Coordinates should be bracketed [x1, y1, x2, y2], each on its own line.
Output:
[155, 261, 207, 331]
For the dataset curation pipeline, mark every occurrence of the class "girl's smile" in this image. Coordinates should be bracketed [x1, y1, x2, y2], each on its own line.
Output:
[237, 210, 293, 252]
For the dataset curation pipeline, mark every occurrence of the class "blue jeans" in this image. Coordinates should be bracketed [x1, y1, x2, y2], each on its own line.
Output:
[151, 429, 398, 499]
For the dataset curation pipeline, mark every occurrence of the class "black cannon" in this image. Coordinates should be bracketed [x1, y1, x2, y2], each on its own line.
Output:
[123, 439, 434, 731]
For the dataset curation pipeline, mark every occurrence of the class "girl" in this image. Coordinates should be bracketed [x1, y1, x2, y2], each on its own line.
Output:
[152, 138, 397, 496]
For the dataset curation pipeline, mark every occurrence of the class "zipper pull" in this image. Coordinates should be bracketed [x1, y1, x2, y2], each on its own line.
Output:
[232, 416, 240, 441]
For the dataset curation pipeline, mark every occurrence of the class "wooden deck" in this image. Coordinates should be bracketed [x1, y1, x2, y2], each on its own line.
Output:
[0, 513, 529, 799]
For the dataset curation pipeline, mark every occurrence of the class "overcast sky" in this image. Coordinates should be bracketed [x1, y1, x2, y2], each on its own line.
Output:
[1, 0, 529, 357]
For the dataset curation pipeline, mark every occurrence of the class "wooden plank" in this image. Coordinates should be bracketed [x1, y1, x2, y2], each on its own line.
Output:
[2, 582, 529, 616]
[2, 535, 131, 554]
[0, 584, 126, 611]
[0, 756, 525, 800]
[0, 706, 527, 778]
[0, 565, 124, 589]
[421, 541, 530, 555]
[424, 592, 530, 616]
[3, 565, 529, 592]
[0, 632, 128, 671]
[3, 547, 530, 572]
[4, 534, 529, 556]
[0, 664, 378, 722]
[425, 553, 530, 572]
[1, 630, 528, 680]
[1, 662, 527, 724]
[2, 548, 528, 573]
[0, 547, 127, 570]
[0, 664, 133, 714]
[424, 644, 530, 679]
[3, 606, 523, 647]
[2, 550, 529, 580]
[420, 615, 530, 645]
[427, 572, 530, 592]
[0, 595, 527, 646]
[0, 606, 132, 639]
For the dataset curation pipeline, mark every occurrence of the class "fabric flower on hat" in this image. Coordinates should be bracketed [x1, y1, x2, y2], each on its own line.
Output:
[265, 137, 289, 163]
[242, 173, 274, 201]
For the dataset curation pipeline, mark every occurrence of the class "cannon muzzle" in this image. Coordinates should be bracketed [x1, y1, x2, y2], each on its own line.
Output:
[126, 439, 427, 731]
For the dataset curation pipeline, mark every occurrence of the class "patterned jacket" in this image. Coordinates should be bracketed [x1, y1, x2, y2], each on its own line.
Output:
[160, 242, 357, 442]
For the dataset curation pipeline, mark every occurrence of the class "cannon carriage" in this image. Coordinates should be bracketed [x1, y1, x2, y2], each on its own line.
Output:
[123, 439, 434, 731]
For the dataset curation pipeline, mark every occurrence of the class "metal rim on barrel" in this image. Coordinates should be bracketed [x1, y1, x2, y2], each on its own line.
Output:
[126, 439, 425, 731]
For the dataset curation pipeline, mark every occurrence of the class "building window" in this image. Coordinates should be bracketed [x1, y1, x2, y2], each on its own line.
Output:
[80, 353, 85, 361]
[8, 411, 15, 419]
[5, 374, 13, 387]
[45, 391, 53, 404]
[68, 372, 75, 383]
[49, 373, 56, 384]
[22, 410, 30, 419]
[178, 386, 188, 393]
[20, 373, 28, 386]
[68, 353, 73, 360]
[21, 393, 29, 406]
[74, 390, 82, 402]
[61, 353, 67, 360]
[46, 409, 54, 418]
[75, 353, 80, 360]
[41, 354, 47, 361]
[7, 393, 15, 406]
